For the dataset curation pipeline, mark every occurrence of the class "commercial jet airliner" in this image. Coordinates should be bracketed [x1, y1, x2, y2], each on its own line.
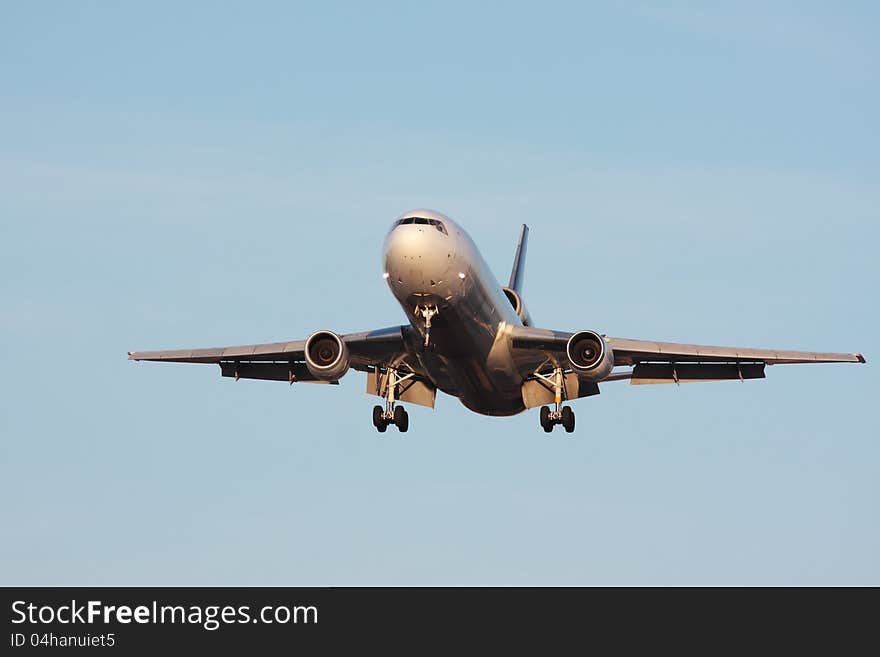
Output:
[129, 209, 865, 433]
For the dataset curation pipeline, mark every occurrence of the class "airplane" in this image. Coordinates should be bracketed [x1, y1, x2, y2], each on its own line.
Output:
[129, 209, 865, 434]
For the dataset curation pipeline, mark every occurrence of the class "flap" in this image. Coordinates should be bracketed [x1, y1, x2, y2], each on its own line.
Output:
[630, 362, 765, 385]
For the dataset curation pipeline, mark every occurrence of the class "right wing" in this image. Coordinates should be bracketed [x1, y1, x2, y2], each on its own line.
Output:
[129, 324, 437, 407]
[129, 325, 423, 382]
[128, 340, 307, 365]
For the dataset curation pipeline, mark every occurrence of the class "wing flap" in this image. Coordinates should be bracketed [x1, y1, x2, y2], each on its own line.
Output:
[218, 361, 339, 383]
[630, 362, 765, 384]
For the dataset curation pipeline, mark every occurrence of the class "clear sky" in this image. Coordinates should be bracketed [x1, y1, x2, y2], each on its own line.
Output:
[1, 1, 877, 585]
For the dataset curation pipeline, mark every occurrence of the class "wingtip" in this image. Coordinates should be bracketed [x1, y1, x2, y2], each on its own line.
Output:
[857, 353, 866, 363]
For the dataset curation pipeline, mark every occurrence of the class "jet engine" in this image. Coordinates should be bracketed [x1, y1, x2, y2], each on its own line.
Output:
[304, 331, 350, 381]
[566, 330, 614, 382]
[502, 287, 533, 326]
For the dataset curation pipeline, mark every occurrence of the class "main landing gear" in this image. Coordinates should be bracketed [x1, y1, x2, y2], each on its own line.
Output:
[540, 405, 575, 433]
[537, 367, 576, 434]
[372, 367, 410, 433]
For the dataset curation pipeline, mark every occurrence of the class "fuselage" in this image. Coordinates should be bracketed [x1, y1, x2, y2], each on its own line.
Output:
[383, 209, 539, 415]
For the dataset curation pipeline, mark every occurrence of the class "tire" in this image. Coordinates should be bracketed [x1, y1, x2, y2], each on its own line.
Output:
[372, 405, 384, 428]
[539, 406, 552, 433]
[561, 406, 575, 433]
[393, 405, 407, 432]
[377, 421, 388, 433]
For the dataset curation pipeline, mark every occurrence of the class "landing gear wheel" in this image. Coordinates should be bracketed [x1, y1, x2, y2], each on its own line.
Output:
[376, 420, 388, 433]
[372, 405, 384, 428]
[539, 406, 553, 433]
[393, 406, 409, 433]
[561, 406, 575, 433]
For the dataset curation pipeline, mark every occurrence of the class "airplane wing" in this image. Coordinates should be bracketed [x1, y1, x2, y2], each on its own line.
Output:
[129, 325, 421, 382]
[606, 337, 864, 384]
[604, 337, 865, 366]
[509, 325, 864, 385]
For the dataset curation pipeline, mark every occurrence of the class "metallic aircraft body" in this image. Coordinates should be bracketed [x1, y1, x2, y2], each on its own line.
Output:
[130, 210, 865, 433]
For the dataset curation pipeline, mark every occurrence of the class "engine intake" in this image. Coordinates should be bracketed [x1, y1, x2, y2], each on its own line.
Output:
[566, 330, 614, 382]
[502, 287, 532, 326]
[305, 331, 350, 381]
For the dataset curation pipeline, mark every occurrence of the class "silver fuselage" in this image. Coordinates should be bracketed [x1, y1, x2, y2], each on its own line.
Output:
[127, 210, 865, 422]
[383, 209, 545, 415]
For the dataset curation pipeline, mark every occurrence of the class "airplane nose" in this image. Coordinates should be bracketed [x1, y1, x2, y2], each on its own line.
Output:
[383, 225, 452, 300]
[384, 224, 425, 263]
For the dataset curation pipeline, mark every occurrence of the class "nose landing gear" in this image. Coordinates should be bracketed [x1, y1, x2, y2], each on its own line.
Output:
[536, 367, 576, 434]
[372, 366, 411, 433]
[414, 305, 439, 348]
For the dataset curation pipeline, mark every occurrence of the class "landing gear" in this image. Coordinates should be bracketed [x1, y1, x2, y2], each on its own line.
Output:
[539, 404, 575, 433]
[561, 406, 575, 433]
[373, 366, 412, 433]
[372, 405, 386, 431]
[393, 406, 409, 433]
[536, 367, 576, 434]
[373, 402, 408, 433]
[540, 406, 553, 433]
[414, 305, 439, 348]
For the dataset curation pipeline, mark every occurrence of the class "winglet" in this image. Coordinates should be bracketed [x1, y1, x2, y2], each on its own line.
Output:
[857, 353, 866, 363]
[508, 224, 529, 292]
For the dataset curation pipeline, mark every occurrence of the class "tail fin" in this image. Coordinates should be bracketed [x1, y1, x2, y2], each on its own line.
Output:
[508, 224, 529, 292]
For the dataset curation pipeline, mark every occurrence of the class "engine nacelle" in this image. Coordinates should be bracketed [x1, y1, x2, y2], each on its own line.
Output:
[566, 330, 614, 382]
[502, 287, 532, 326]
[304, 331, 350, 381]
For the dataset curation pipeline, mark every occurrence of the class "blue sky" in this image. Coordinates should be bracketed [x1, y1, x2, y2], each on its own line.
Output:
[1, 1, 877, 584]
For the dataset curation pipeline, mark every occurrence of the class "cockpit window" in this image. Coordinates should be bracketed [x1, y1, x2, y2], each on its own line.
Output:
[393, 217, 447, 235]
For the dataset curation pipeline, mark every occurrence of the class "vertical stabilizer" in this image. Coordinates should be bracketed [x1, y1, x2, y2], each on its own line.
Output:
[508, 224, 529, 293]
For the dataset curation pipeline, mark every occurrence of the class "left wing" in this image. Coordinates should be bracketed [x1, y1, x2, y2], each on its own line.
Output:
[604, 337, 865, 366]
[509, 325, 864, 385]
[606, 336, 864, 384]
